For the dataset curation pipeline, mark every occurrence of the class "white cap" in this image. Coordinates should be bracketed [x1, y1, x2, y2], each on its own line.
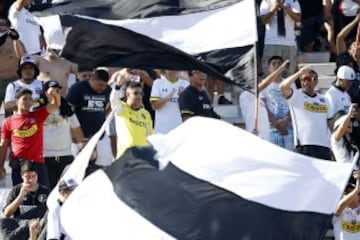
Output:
[19, 55, 36, 66]
[337, 66, 356, 81]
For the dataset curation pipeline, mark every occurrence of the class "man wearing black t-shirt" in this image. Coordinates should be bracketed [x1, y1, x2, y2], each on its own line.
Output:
[66, 69, 113, 166]
[179, 70, 220, 122]
[3, 160, 49, 219]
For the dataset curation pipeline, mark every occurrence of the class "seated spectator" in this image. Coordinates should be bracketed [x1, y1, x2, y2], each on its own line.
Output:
[280, 67, 332, 160]
[179, 71, 220, 121]
[333, 170, 360, 240]
[298, 0, 336, 59]
[2, 160, 49, 219]
[260, 0, 301, 75]
[331, 106, 358, 163]
[0, 86, 61, 186]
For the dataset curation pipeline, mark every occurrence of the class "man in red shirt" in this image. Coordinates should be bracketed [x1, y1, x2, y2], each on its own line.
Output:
[0, 86, 61, 186]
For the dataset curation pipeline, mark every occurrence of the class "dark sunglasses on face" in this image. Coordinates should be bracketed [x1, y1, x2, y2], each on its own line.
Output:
[133, 91, 144, 96]
[302, 76, 315, 82]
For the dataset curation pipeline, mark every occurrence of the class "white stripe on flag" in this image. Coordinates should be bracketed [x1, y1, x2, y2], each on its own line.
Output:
[148, 117, 355, 214]
[36, 0, 257, 53]
[46, 109, 115, 208]
[60, 170, 175, 240]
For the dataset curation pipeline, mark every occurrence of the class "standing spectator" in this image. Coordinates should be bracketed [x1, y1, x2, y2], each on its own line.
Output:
[179, 70, 220, 121]
[0, 18, 24, 104]
[260, 56, 293, 150]
[66, 69, 112, 166]
[110, 81, 153, 159]
[331, 105, 358, 163]
[260, 0, 301, 75]
[4, 54, 43, 113]
[280, 67, 332, 160]
[325, 65, 355, 120]
[76, 66, 93, 82]
[298, 0, 336, 59]
[8, 0, 43, 54]
[150, 70, 189, 134]
[0, 86, 60, 186]
[240, 59, 290, 140]
[2, 160, 49, 219]
[42, 80, 84, 189]
[333, 170, 360, 240]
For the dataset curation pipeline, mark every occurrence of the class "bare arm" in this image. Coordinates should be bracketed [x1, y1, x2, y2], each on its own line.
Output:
[150, 89, 176, 110]
[336, 14, 360, 54]
[334, 105, 356, 141]
[0, 139, 9, 179]
[281, 4, 301, 22]
[15, 0, 28, 11]
[280, 67, 309, 98]
[261, 2, 279, 25]
[258, 60, 289, 92]
[70, 127, 85, 144]
[46, 88, 61, 113]
[4, 102, 17, 112]
[335, 170, 360, 217]
[13, 39, 26, 59]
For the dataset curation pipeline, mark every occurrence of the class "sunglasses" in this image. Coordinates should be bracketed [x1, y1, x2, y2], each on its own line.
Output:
[301, 76, 315, 82]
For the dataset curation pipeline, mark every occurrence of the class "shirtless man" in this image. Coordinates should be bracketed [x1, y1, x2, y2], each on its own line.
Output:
[16, 47, 78, 96]
[0, 18, 25, 104]
[36, 48, 78, 96]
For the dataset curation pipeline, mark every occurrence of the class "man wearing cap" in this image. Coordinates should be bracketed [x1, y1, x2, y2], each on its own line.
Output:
[280, 67, 333, 160]
[4, 54, 44, 113]
[325, 65, 356, 122]
[8, 0, 43, 55]
[0, 85, 61, 186]
[42, 80, 84, 189]
[0, 18, 24, 105]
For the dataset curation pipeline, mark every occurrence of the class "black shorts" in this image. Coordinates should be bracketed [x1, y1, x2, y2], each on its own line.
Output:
[295, 145, 332, 161]
[298, 13, 324, 48]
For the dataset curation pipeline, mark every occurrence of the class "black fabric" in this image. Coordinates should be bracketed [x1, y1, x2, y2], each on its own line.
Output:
[0, 218, 30, 240]
[295, 145, 332, 161]
[179, 86, 220, 119]
[104, 146, 332, 240]
[59, 15, 234, 84]
[66, 80, 111, 138]
[277, 8, 286, 37]
[45, 155, 74, 189]
[298, 0, 322, 19]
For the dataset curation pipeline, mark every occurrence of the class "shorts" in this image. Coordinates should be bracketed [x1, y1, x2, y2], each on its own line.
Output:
[298, 13, 324, 48]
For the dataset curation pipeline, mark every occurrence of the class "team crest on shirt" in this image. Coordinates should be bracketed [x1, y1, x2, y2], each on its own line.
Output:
[319, 98, 325, 103]
[141, 113, 146, 120]
[38, 194, 47, 203]
[35, 87, 42, 95]
[29, 117, 35, 124]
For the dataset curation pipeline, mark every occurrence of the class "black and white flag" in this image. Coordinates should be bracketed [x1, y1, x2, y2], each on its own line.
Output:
[34, 0, 257, 89]
[53, 116, 355, 240]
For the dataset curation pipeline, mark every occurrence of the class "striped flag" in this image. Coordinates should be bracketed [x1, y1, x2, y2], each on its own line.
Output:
[34, 0, 257, 89]
[56, 117, 355, 240]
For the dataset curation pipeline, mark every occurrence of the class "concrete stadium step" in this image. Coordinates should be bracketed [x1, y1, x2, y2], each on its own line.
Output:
[298, 62, 336, 76]
[300, 52, 330, 63]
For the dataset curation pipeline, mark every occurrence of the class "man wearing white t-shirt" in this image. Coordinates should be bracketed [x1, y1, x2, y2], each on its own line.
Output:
[260, 0, 301, 75]
[8, 0, 42, 55]
[150, 70, 189, 134]
[4, 54, 44, 113]
[280, 67, 332, 160]
[325, 65, 355, 120]
[333, 170, 360, 240]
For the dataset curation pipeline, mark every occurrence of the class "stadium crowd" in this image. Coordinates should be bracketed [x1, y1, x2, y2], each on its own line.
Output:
[0, 0, 360, 239]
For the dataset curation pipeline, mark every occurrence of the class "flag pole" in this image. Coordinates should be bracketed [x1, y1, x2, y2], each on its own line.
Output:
[253, 0, 260, 135]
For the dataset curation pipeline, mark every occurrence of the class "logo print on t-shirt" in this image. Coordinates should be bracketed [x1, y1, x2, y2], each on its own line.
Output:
[82, 95, 106, 112]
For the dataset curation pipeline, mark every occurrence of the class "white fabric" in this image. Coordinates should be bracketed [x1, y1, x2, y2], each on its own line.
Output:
[239, 91, 270, 141]
[36, 0, 257, 54]
[340, 0, 359, 17]
[331, 134, 354, 163]
[4, 79, 44, 103]
[61, 171, 175, 240]
[8, 3, 41, 54]
[260, 0, 301, 46]
[47, 203, 70, 240]
[148, 117, 355, 214]
[325, 86, 352, 118]
[287, 90, 331, 148]
[151, 78, 189, 134]
[44, 111, 80, 157]
[333, 206, 360, 240]
[96, 135, 113, 166]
